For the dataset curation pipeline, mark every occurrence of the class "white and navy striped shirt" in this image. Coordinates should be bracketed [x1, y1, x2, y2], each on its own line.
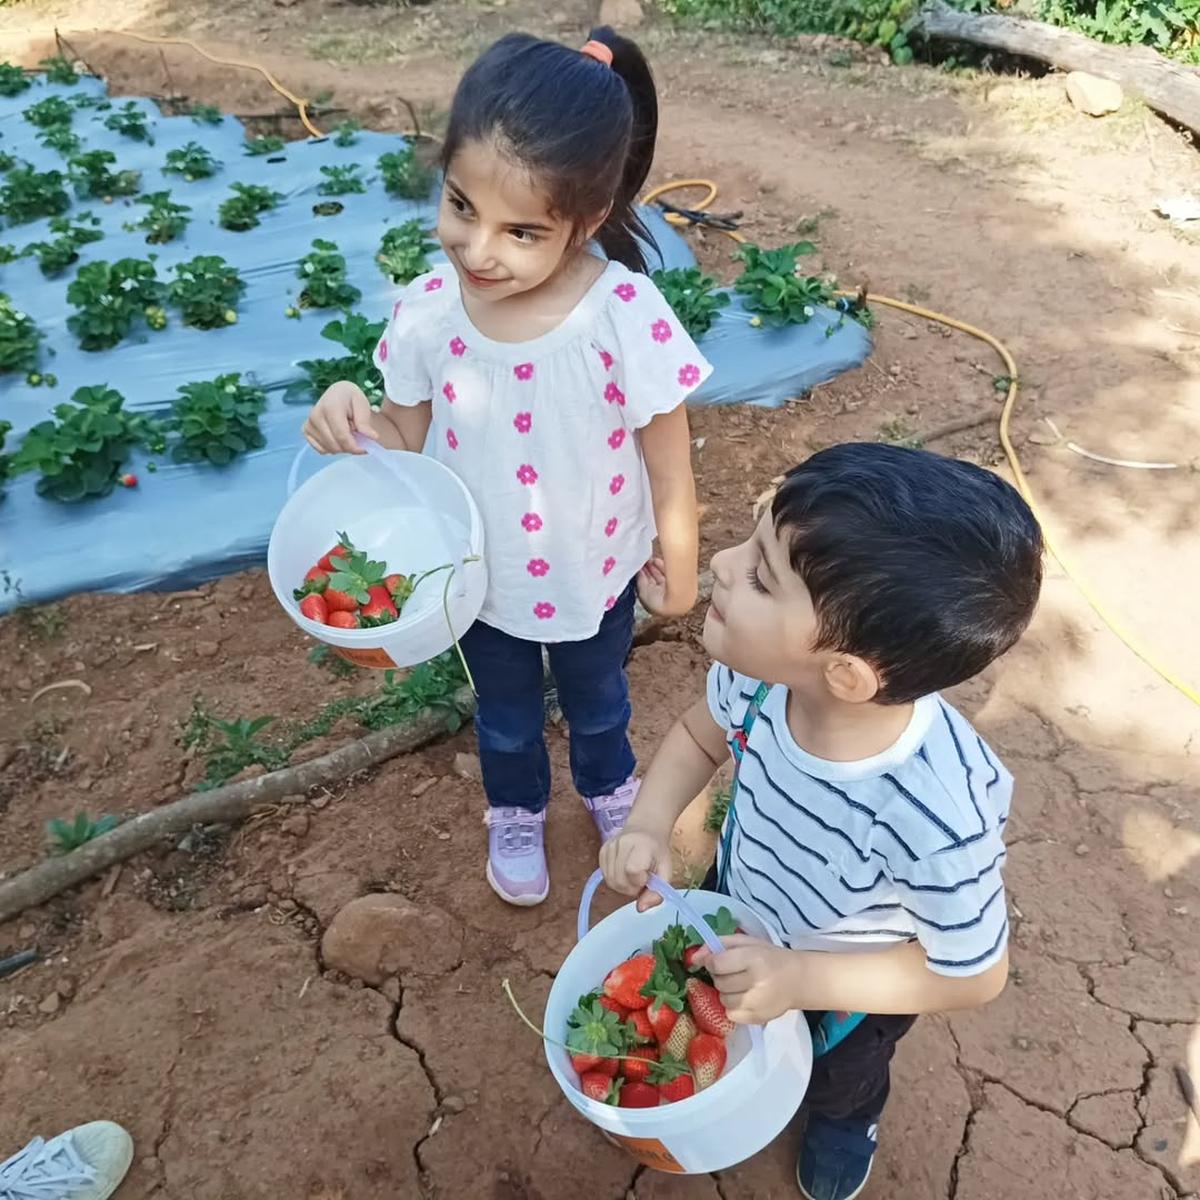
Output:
[708, 665, 1012, 978]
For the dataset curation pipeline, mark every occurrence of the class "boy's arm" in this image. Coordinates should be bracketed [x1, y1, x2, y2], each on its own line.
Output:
[637, 405, 699, 618]
[601, 697, 728, 906]
[698, 936, 1008, 1024]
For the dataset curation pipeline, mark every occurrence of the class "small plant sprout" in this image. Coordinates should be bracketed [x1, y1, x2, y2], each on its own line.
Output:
[47, 813, 120, 854]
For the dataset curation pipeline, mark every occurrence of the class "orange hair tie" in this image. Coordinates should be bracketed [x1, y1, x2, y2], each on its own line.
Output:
[580, 40, 613, 67]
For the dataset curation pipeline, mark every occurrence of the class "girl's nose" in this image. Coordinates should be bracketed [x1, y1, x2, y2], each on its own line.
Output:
[466, 230, 497, 271]
[710, 546, 734, 585]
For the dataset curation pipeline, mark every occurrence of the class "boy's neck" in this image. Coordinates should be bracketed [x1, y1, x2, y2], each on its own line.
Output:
[783, 681, 916, 764]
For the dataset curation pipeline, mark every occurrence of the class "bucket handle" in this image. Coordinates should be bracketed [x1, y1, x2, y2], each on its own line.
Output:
[285, 435, 471, 601]
[577, 867, 768, 1071]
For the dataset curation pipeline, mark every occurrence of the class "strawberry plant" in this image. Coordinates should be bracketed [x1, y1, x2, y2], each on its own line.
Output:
[0, 293, 41, 373]
[67, 257, 163, 350]
[243, 134, 286, 156]
[332, 118, 361, 147]
[189, 103, 223, 125]
[9, 384, 165, 501]
[652, 267, 730, 338]
[40, 55, 80, 85]
[0, 244, 17, 265]
[378, 145, 435, 199]
[167, 254, 245, 328]
[297, 238, 361, 309]
[167, 373, 267, 465]
[38, 124, 83, 156]
[1, 166, 71, 224]
[127, 191, 192, 244]
[734, 241, 836, 328]
[69, 149, 140, 199]
[218, 182, 282, 231]
[0, 62, 31, 98]
[377, 219, 437, 284]
[23, 95, 74, 129]
[163, 141, 221, 180]
[24, 213, 104, 277]
[103, 100, 153, 143]
[0, 149, 14, 172]
[47, 812, 119, 854]
[288, 313, 386, 405]
[318, 163, 367, 196]
[181, 705, 288, 790]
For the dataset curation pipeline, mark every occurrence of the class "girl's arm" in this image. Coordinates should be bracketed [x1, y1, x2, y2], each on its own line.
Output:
[378, 398, 433, 453]
[638, 404, 698, 617]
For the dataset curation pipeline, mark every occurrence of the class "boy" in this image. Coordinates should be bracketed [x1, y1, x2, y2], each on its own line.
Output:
[601, 443, 1043, 1200]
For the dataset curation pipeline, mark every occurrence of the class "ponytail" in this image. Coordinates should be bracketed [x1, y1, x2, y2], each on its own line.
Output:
[442, 29, 662, 275]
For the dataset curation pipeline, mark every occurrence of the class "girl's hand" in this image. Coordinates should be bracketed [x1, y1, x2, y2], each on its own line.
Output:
[692, 934, 801, 1025]
[599, 826, 673, 913]
[637, 557, 696, 618]
[303, 380, 382, 456]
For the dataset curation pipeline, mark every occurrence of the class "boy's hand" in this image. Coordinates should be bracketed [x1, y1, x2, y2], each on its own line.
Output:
[599, 827, 673, 913]
[637, 557, 697, 618]
[303, 380, 382, 456]
[694, 934, 801, 1025]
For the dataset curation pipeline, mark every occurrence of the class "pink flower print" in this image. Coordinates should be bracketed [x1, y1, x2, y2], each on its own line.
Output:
[598, 347, 614, 371]
[514, 362, 534, 382]
[449, 336, 467, 357]
[514, 411, 532, 434]
[604, 382, 626, 407]
[442, 382, 456, 404]
[651, 319, 673, 344]
[605, 517, 619, 538]
[605, 595, 617, 612]
[678, 363, 701, 388]
[446, 428, 458, 451]
[527, 558, 550, 578]
[534, 602, 556, 621]
[607, 428, 626, 451]
[614, 283, 637, 302]
[377, 337, 389, 362]
[521, 512, 543, 533]
[602, 556, 616, 576]
[425, 277, 444, 292]
[516, 463, 538, 486]
[609, 474, 625, 496]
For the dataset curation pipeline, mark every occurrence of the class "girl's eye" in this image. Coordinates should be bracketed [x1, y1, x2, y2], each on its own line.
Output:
[448, 195, 469, 216]
[746, 566, 768, 595]
[510, 228, 538, 244]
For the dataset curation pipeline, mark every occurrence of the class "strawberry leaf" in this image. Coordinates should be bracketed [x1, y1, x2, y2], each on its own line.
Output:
[639, 943, 686, 1012]
[647, 1052, 691, 1084]
[565, 999, 628, 1056]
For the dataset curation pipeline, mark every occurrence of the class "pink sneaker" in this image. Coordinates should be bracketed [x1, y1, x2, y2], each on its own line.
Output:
[485, 806, 549, 906]
[582, 777, 640, 843]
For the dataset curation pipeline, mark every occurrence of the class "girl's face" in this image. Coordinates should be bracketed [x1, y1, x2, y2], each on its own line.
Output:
[437, 137, 584, 303]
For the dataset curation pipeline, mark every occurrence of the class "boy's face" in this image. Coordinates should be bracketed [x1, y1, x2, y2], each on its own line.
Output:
[704, 513, 822, 686]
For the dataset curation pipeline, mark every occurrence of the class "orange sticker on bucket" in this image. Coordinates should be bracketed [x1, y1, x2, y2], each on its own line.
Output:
[333, 645, 398, 670]
[607, 1133, 686, 1173]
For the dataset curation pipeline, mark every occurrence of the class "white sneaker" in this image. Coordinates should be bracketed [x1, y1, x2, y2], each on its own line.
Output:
[0, 1121, 133, 1200]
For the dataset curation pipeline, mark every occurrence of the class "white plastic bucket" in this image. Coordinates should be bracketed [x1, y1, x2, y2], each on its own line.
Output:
[544, 870, 813, 1174]
[268, 438, 487, 669]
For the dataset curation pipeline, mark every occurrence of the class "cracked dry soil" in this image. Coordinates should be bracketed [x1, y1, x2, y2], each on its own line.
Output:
[2, 1, 1200, 1196]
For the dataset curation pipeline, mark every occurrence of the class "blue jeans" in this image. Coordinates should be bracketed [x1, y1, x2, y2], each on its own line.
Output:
[460, 582, 637, 813]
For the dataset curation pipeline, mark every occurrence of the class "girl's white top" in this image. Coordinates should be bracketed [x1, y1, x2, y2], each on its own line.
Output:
[373, 261, 713, 642]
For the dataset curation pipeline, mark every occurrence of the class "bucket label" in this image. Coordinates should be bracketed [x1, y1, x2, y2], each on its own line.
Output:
[333, 645, 397, 669]
[608, 1133, 686, 1173]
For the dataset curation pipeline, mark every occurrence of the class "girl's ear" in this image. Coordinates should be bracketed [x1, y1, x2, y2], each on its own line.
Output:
[584, 202, 614, 243]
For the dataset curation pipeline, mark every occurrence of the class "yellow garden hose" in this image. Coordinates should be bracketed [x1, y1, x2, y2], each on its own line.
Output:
[645, 179, 1200, 708]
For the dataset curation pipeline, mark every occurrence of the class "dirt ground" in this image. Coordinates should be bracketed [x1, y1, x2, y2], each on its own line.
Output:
[2, 1, 1199, 1197]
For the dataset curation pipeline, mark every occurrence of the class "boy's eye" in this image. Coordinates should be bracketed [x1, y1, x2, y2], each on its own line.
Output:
[746, 566, 768, 595]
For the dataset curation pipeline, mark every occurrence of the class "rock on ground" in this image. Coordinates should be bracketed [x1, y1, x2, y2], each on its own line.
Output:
[1065, 71, 1124, 117]
[321, 893, 464, 985]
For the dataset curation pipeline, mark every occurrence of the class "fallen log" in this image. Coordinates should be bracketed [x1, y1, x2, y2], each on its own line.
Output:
[916, 0, 1200, 134]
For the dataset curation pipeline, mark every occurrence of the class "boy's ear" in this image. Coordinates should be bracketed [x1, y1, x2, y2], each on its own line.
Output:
[823, 654, 880, 704]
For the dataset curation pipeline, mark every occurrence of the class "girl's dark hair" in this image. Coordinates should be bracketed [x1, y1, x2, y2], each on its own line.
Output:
[440, 27, 660, 273]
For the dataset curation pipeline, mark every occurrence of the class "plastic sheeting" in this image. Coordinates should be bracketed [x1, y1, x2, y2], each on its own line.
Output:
[1, 74, 869, 609]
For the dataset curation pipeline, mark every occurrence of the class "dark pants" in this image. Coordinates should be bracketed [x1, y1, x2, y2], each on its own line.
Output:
[459, 583, 637, 813]
[701, 863, 915, 1125]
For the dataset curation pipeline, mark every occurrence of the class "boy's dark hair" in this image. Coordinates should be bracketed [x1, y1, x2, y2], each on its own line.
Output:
[771, 443, 1044, 704]
[441, 27, 659, 273]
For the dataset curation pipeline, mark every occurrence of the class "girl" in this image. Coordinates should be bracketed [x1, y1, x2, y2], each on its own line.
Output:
[302, 27, 713, 906]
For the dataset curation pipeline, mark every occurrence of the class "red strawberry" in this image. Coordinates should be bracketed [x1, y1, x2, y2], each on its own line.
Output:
[118, 473, 137, 488]
[323, 585, 359, 613]
[662, 1009, 697, 1061]
[683, 944, 706, 973]
[603, 954, 655, 1011]
[621, 1044, 659, 1083]
[597, 996, 628, 1021]
[384, 572, 411, 604]
[360, 584, 398, 626]
[327, 610, 359, 629]
[627, 1009, 654, 1044]
[686, 977, 735, 1037]
[580, 1072, 619, 1104]
[304, 566, 329, 590]
[686, 1032, 727, 1091]
[299, 593, 328, 623]
[618, 1081, 659, 1108]
[649, 1053, 696, 1104]
[318, 533, 355, 573]
[570, 1051, 618, 1077]
[648, 1001, 679, 1045]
